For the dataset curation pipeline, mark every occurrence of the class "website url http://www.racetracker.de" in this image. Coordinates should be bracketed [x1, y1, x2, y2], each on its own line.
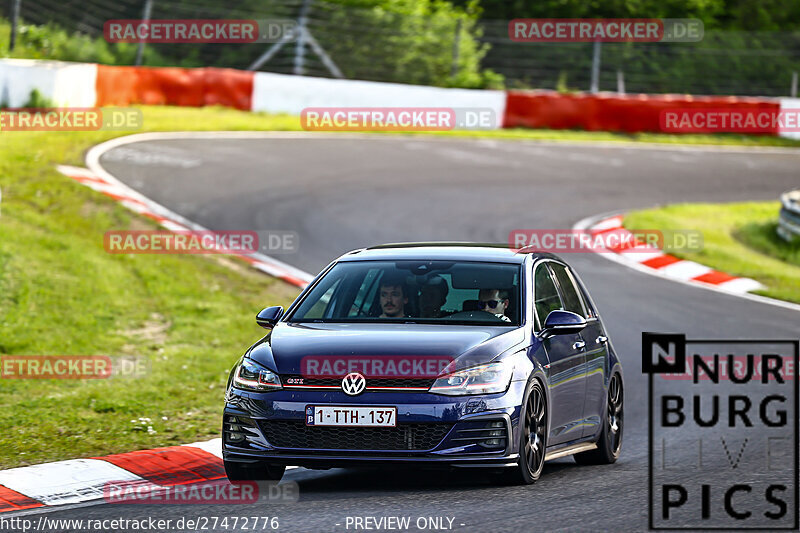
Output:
[0, 515, 280, 532]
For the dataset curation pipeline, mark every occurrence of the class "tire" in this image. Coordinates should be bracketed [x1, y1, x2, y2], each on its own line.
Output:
[224, 460, 286, 482]
[502, 379, 547, 485]
[574, 372, 623, 465]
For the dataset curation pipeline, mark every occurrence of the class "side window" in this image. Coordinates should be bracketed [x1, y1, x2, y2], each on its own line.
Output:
[534, 264, 563, 327]
[301, 278, 342, 319]
[550, 263, 586, 318]
[349, 268, 382, 317]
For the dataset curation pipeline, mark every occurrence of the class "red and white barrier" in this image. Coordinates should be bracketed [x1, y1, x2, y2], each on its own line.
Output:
[504, 90, 782, 135]
[0, 59, 97, 107]
[251, 71, 507, 123]
[94, 65, 254, 110]
[4, 58, 795, 137]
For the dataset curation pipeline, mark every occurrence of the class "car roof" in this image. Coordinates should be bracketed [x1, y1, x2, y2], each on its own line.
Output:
[335, 242, 563, 264]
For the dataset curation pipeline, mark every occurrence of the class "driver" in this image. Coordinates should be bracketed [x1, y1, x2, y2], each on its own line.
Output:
[378, 275, 410, 318]
[477, 289, 511, 322]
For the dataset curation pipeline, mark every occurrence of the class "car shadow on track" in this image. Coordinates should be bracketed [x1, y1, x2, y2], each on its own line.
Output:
[289, 460, 580, 494]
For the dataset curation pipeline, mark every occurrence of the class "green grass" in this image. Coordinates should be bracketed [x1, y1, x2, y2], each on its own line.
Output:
[427, 127, 800, 147]
[624, 202, 800, 303]
[0, 107, 302, 469]
[2, 104, 800, 470]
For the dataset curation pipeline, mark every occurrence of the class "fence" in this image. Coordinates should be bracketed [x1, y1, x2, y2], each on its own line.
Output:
[2, 0, 800, 96]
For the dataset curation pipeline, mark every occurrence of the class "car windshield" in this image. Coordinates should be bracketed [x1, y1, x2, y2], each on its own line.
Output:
[289, 260, 522, 325]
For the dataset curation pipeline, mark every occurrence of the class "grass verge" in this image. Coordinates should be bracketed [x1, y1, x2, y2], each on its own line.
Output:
[624, 202, 800, 303]
[0, 108, 304, 469]
[1, 104, 799, 470]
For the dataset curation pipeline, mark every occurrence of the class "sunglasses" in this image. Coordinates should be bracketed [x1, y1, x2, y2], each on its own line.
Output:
[477, 299, 504, 309]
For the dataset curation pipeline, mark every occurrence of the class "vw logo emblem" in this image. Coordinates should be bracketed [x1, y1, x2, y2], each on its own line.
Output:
[341, 372, 366, 396]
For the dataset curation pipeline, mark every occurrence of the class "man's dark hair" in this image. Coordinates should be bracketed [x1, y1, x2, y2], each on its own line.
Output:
[379, 273, 409, 297]
[481, 288, 509, 300]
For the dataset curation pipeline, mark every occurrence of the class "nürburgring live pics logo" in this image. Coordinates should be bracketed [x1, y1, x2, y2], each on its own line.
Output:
[643, 332, 798, 530]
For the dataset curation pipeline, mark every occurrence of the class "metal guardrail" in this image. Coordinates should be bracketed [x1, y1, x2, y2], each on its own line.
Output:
[777, 190, 800, 243]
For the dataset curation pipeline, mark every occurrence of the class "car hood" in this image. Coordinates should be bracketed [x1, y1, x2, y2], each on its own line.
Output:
[247, 322, 527, 376]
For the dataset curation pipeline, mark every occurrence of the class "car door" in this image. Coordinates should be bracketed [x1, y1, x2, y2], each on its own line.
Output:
[533, 261, 587, 445]
[550, 263, 609, 439]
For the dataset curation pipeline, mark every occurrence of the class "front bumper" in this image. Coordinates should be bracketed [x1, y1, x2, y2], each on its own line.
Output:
[222, 381, 525, 468]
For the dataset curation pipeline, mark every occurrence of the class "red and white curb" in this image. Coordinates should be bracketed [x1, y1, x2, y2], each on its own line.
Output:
[575, 213, 768, 294]
[0, 440, 224, 513]
[56, 164, 312, 289]
[0, 439, 298, 515]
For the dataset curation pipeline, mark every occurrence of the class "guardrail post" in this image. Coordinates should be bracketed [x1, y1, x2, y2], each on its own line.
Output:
[134, 0, 153, 66]
[451, 18, 462, 78]
[590, 41, 602, 93]
[293, 0, 312, 76]
[9, 0, 22, 52]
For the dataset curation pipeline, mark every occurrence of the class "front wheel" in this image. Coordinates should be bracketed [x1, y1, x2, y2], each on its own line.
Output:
[224, 460, 285, 482]
[502, 379, 547, 485]
[575, 372, 623, 465]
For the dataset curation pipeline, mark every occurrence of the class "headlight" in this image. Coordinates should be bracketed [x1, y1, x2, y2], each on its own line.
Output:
[232, 358, 282, 392]
[428, 362, 512, 396]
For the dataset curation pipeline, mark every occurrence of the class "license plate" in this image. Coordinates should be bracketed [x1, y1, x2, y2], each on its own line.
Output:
[305, 405, 396, 427]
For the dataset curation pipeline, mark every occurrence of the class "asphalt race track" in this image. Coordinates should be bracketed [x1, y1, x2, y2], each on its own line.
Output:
[48, 135, 800, 531]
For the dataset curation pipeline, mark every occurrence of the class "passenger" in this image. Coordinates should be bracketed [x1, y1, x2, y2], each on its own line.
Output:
[378, 275, 410, 318]
[419, 275, 450, 318]
[477, 289, 511, 322]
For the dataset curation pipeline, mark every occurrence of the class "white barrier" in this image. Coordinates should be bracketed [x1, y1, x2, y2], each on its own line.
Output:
[252, 72, 507, 129]
[778, 98, 800, 140]
[0, 59, 97, 108]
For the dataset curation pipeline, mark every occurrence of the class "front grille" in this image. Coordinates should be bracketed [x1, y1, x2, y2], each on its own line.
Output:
[282, 375, 435, 390]
[259, 420, 453, 451]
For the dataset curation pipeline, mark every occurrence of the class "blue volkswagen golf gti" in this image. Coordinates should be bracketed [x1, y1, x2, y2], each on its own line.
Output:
[222, 244, 623, 484]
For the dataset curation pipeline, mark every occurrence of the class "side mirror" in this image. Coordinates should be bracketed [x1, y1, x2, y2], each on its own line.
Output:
[256, 306, 284, 329]
[539, 310, 587, 339]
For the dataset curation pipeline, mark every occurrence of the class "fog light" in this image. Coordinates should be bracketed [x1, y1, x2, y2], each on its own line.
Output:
[481, 421, 506, 448]
[227, 432, 245, 443]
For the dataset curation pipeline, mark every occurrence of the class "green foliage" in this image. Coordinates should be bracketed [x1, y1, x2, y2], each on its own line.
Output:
[22, 88, 53, 108]
[309, 0, 503, 88]
[0, 19, 164, 65]
[453, 0, 800, 32]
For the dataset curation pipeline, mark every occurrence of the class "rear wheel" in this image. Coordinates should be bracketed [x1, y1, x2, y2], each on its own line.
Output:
[224, 460, 285, 482]
[502, 379, 547, 485]
[574, 373, 623, 465]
